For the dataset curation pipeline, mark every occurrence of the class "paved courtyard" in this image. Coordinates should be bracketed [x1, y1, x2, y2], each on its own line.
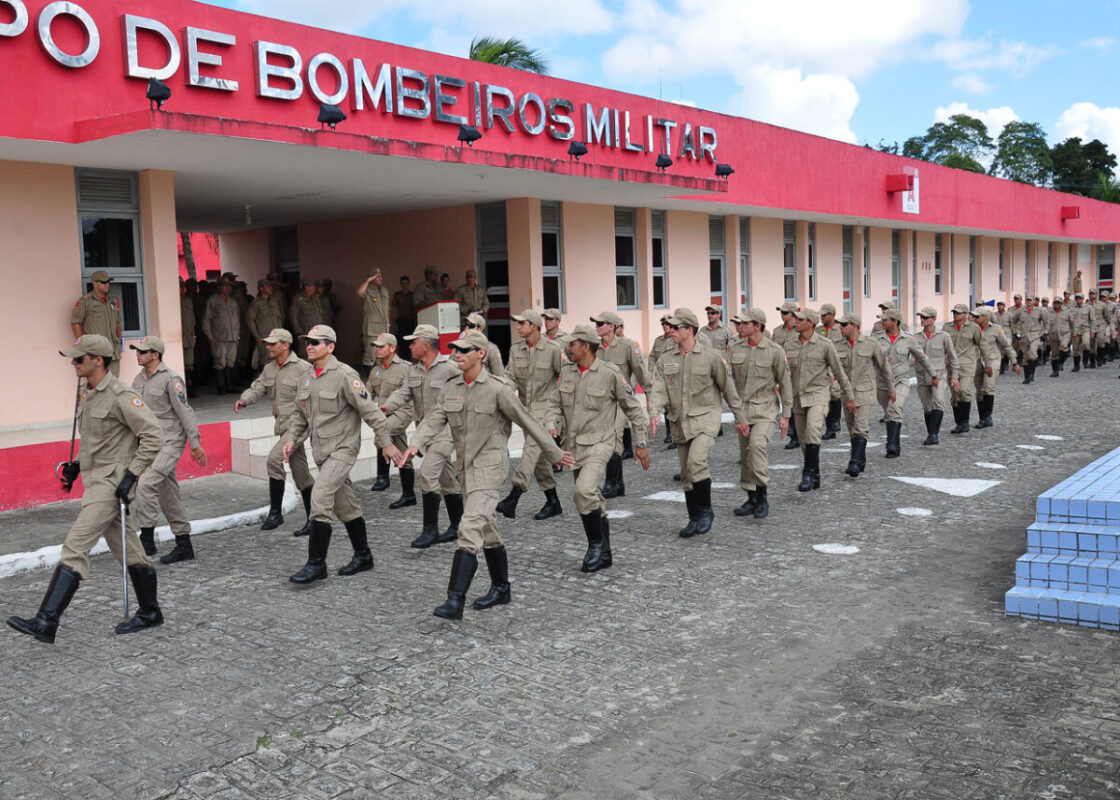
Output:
[1, 363, 1118, 799]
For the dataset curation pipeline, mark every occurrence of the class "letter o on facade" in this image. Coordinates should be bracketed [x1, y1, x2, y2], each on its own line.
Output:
[517, 92, 546, 136]
[37, 2, 100, 68]
[307, 52, 348, 106]
[0, 1, 30, 37]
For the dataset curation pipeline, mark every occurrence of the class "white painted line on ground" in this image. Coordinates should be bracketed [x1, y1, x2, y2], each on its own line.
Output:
[889, 477, 1002, 497]
[644, 491, 686, 503]
[712, 483, 736, 489]
[975, 462, 1007, 469]
[771, 464, 798, 470]
[866, 442, 883, 448]
[897, 507, 933, 517]
[1034, 435, 1064, 441]
[813, 543, 860, 555]
[606, 510, 633, 519]
[1017, 444, 1045, 451]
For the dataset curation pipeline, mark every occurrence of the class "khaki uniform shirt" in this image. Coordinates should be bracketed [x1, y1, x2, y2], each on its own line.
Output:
[366, 354, 413, 434]
[384, 354, 460, 447]
[506, 337, 563, 430]
[290, 294, 322, 338]
[1006, 306, 1026, 337]
[72, 292, 122, 358]
[248, 294, 286, 340]
[1046, 308, 1073, 348]
[649, 342, 746, 440]
[552, 358, 649, 465]
[240, 351, 314, 436]
[180, 294, 196, 353]
[872, 330, 933, 388]
[77, 376, 163, 505]
[601, 335, 650, 389]
[784, 331, 854, 408]
[412, 280, 440, 310]
[1091, 301, 1109, 333]
[978, 322, 1017, 366]
[132, 363, 201, 449]
[412, 369, 563, 493]
[698, 323, 734, 352]
[915, 329, 960, 384]
[945, 320, 984, 370]
[771, 322, 796, 349]
[284, 356, 391, 465]
[837, 335, 891, 406]
[454, 283, 489, 320]
[990, 310, 1007, 329]
[648, 333, 675, 371]
[1016, 307, 1046, 341]
[361, 284, 391, 336]
[202, 294, 240, 342]
[1070, 303, 1094, 334]
[728, 337, 793, 423]
[482, 338, 504, 376]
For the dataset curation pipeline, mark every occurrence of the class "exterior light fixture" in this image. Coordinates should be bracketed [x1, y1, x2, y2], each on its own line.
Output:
[655, 154, 673, 172]
[458, 125, 482, 147]
[146, 78, 171, 111]
[318, 104, 346, 130]
[715, 163, 734, 178]
[568, 141, 588, 161]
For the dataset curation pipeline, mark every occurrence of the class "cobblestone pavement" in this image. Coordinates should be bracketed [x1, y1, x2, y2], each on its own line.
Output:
[1, 363, 1118, 799]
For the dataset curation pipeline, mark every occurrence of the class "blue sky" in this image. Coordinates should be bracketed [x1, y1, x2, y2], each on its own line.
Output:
[201, 0, 1120, 156]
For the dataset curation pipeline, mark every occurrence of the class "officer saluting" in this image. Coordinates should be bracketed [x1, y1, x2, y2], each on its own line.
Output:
[9, 335, 164, 643]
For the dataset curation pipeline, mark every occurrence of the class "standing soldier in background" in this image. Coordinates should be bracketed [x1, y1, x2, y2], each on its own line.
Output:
[413, 266, 441, 310]
[649, 308, 749, 537]
[496, 311, 565, 520]
[836, 313, 891, 477]
[945, 304, 983, 434]
[462, 313, 505, 375]
[130, 336, 208, 563]
[437, 273, 455, 302]
[872, 307, 932, 459]
[772, 303, 800, 449]
[649, 315, 677, 448]
[816, 303, 845, 440]
[392, 275, 417, 347]
[698, 304, 733, 352]
[357, 268, 391, 377]
[455, 269, 489, 325]
[233, 281, 253, 386]
[552, 325, 650, 571]
[8, 335, 163, 643]
[180, 278, 197, 396]
[1070, 292, 1094, 371]
[365, 333, 412, 498]
[914, 307, 959, 446]
[973, 307, 1021, 428]
[314, 280, 335, 327]
[235, 329, 316, 537]
[727, 309, 791, 519]
[1073, 269, 1084, 296]
[71, 270, 123, 377]
[543, 308, 567, 344]
[1046, 296, 1073, 377]
[248, 280, 285, 375]
[202, 272, 241, 395]
[291, 279, 322, 355]
[592, 311, 650, 497]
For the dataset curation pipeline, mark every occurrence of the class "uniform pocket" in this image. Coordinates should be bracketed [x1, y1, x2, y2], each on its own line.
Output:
[317, 390, 341, 412]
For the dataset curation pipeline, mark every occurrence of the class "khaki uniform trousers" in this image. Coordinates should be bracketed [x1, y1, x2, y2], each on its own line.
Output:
[1093, 329, 1111, 351]
[457, 489, 502, 555]
[61, 494, 150, 581]
[793, 403, 826, 450]
[612, 412, 629, 454]
[917, 380, 951, 413]
[134, 438, 191, 536]
[268, 438, 314, 491]
[512, 421, 558, 493]
[951, 361, 977, 404]
[674, 429, 716, 491]
[573, 443, 613, 515]
[1073, 330, 1092, 356]
[1017, 336, 1040, 363]
[877, 379, 909, 423]
[844, 403, 873, 440]
[973, 365, 997, 398]
[212, 340, 238, 369]
[308, 454, 362, 524]
[416, 437, 460, 495]
[738, 418, 776, 491]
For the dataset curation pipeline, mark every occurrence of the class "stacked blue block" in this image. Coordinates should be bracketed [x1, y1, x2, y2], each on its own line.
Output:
[1007, 448, 1120, 631]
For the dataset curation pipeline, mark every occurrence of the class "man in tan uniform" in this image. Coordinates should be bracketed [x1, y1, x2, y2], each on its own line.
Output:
[398, 331, 574, 620]
[785, 308, 855, 492]
[945, 304, 984, 434]
[8, 335, 164, 643]
[872, 307, 932, 458]
[1012, 296, 1045, 384]
[548, 324, 650, 570]
[383, 324, 463, 547]
[71, 269, 123, 376]
[282, 325, 401, 583]
[1089, 289, 1111, 367]
[129, 336, 208, 563]
[357, 268, 391, 374]
[973, 307, 1021, 428]
[496, 311, 565, 520]
[771, 302, 799, 448]
[235, 328, 316, 537]
[914, 307, 960, 446]
[698, 303, 733, 352]
[248, 280, 286, 373]
[836, 312, 892, 476]
[816, 303, 845, 440]
[412, 266, 441, 310]
[291, 280, 323, 355]
[202, 272, 241, 395]
[463, 313, 505, 375]
[455, 269, 489, 325]
[365, 333, 412, 498]
[1069, 292, 1094, 371]
[649, 315, 677, 448]
[593, 310, 650, 496]
[650, 308, 749, 537]
[1045, 296, 1073, 377]
[728, 308, 791, 519]
[180, 278, 197, 394]
[543, 308, 567, 343]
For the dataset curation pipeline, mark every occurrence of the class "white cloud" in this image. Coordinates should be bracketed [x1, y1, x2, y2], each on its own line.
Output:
[951, 72, 992, 95]
[931, 37, 1062, 78]
[729, 65, 859, 143]
[1081, 36, 1117, 53]
[933, 102, 1019, 139]
[1053, 102, 1120, 154]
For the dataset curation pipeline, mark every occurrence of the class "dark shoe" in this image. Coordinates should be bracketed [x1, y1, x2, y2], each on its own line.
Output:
[885, 421, 901, 458]
[472, 546, 511, 610]
[621, 427, 634, 460]
[1050, 362, 1060, 378]
[580, 510, 605, 572]
[115, 565, 163, 634]
[293, 486, 313, 537]
[160, 534, 194, 564]
[978, 395, 995, 428]
[798, 445, 820, 492]
[822, 427, 836, 440]
[734, 490, 758, 517]
[371, 448, 390, 491]
[925, 410, 942, 445]
[434, 548, 478, 620]
[338, 517, 373, 576]
[533, 488, 563, 520]
[602, 454, 625, 498]
[261, 478, 286, 530]
[673, 473, 682, 482]
[600, 515, 613, 568]
[411, 493, 442, 549]
[845, 436, 866, 476]
[439, 494, 463, 543]
[753, 486, 769, 519]
[692, 479, 713, 535]
[7, 565, 80, 644]
[290, 521, 330, 583]
[950, 402, 970, 434]
[679, 489, 700, 537]
[139, 526, 158, 557]
[822, 399, 840, 439]
[389, 468, 417, 509]
[496, 486, 523, 519]
[1072, 356, 1081, 372]
[784, 437, 800, 450]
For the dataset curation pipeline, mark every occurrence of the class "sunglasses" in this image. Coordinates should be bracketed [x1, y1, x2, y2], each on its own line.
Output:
[71, 355, 90, 364]
[707, 311, 720, 315]
[134, 349, 154, 355]
[93, 280, 110, 285]
[668, 324, 683, 331]
[304, 338, 329, 347]
[454, 347, 480, 353]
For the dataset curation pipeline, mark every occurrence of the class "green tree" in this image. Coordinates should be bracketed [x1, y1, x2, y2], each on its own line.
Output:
[903, 114, 993, 174]
[1092, 173, 1120, 203]
[1050, 137, 1118, 195]
[990, 121, 1053, 185]
[468, 37, 549, 74]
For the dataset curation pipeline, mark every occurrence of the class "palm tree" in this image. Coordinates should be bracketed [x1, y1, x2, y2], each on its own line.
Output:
[468, 36, 549, 74]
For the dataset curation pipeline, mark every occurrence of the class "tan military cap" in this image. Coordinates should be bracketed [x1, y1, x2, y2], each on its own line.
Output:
[263, 328, 293, 343]
[952, 303, 970, 314]
[878, 300, 898, 310]
[424, 266, 439, 275]
[512, 309, 543, 328]
[60, 334, 113, 358]
[543, 308, 563, 320]
[301, 324, 337, 342]
[704, 303, 722, 312]
[405, 323, 440, 341]
[777, 302, 798, 313]
[562, 324, 600, 344]
[373, 332, 397, 347]
[301, 278, 315, 287]
[819, 303, 837, 315]
[450, 330, 489, 351]
[1075, 292, 1084, 298]
[465, 312, 487, 330]
[1052, 296, 1064, 305]
[741, 307, 767, 325]
[220, 271, 238, 283]
[591, 310, 624, 326]
[878, 308, 902, 322]
[667, 308, 700, 327]
[89, 270, 113, 283]
[793, 307, 821, 325]
[129, 336, 166, 354]
[465, 269, 477, 278]
[1013, 293, 1023, 300]
[838, 312, 861, 327]
[972, 306, 991, 317]
[659, 313, 673, 324]
[918, 306, 938, 319]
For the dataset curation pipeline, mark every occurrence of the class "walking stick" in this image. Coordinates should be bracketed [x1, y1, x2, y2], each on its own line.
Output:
[55, 378, 82, 491]
[120, 500, 129, 620]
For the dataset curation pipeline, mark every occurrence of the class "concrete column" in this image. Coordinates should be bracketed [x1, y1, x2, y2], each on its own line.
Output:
[139, 170, 185, 377]
[506, 197, 542, 313]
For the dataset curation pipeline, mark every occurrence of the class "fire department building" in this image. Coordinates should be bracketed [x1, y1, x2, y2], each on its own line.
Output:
[3, 0, 1120, 508]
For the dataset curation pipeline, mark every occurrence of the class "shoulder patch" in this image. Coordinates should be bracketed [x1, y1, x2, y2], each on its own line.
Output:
[351, 378, 363, 391]
[634, 344, 642, 354]
[131, 396, 144, 407]
[111, 298, 119, 308]
[75, 300, 82, 308]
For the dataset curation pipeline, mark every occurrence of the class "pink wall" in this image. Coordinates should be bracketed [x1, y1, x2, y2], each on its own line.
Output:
[178, 232, 222, 279]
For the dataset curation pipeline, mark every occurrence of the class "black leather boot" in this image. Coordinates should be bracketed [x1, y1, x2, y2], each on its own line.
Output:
[411, 493, 442, 548]
[692, 479, 714, 535]
[1073, 355, 1081, 372]
[1050, 360, 1061, 377]
[115, 565, 163, 634]
[433, 548, 477, 620]
[338, 517, 374, 576]
[261, 478, 285, 530]
[921, 412, 935, 446]
[602, 454, 625, 498]
[679, 489, 700, 537]
[472, 546, 511, 610]
[1060, 351, 1068, 370]
[139, 526, 157, 556]
[533, 488, 563, 520]
[580, 509, 605, 572]
[950, 402, 970, 434]
[7, 565, 81, 644]
[663, 414, 673, 446]
[753, 485, 769, 519]
[784, 416, 800, 449]
[371, 449, 390, 491]
[885, 422, 902, 458]
[290, 521, 330, 583]
[1022, 363, 1033, 384]
[293, 486, 313, 536]
[734, 489, 758, 517]
[160, 534, 194, 564]
[496, 485, 523, 519]
[846, 436, 866, 476]
[926, 410, 942, 444]
[798, 444, 820, 491]
[621, 427, 634, 460]
[214, 368, 227, 395]
[389, 468, 417, 509]
[980, 395, 995, 428]
[600, 515, 613, 567]
[440, 494, 463, 543]
[822, 399, 840, 439]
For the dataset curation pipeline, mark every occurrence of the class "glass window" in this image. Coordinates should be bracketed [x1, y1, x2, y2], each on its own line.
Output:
[934, 234, 943, 295]
[807, 222, 816, 301]
[842, 226, 854, 313]
[783, 220, 797, 302]
[739, 217, 750, 308]
[863, 226, 871, 298]
[999, 240, 1005, 291]
[541, 201, 563, 311]
[615, 207, 637, 309]
[891, 230, 901, 303]
[652, 210, 667, 308]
